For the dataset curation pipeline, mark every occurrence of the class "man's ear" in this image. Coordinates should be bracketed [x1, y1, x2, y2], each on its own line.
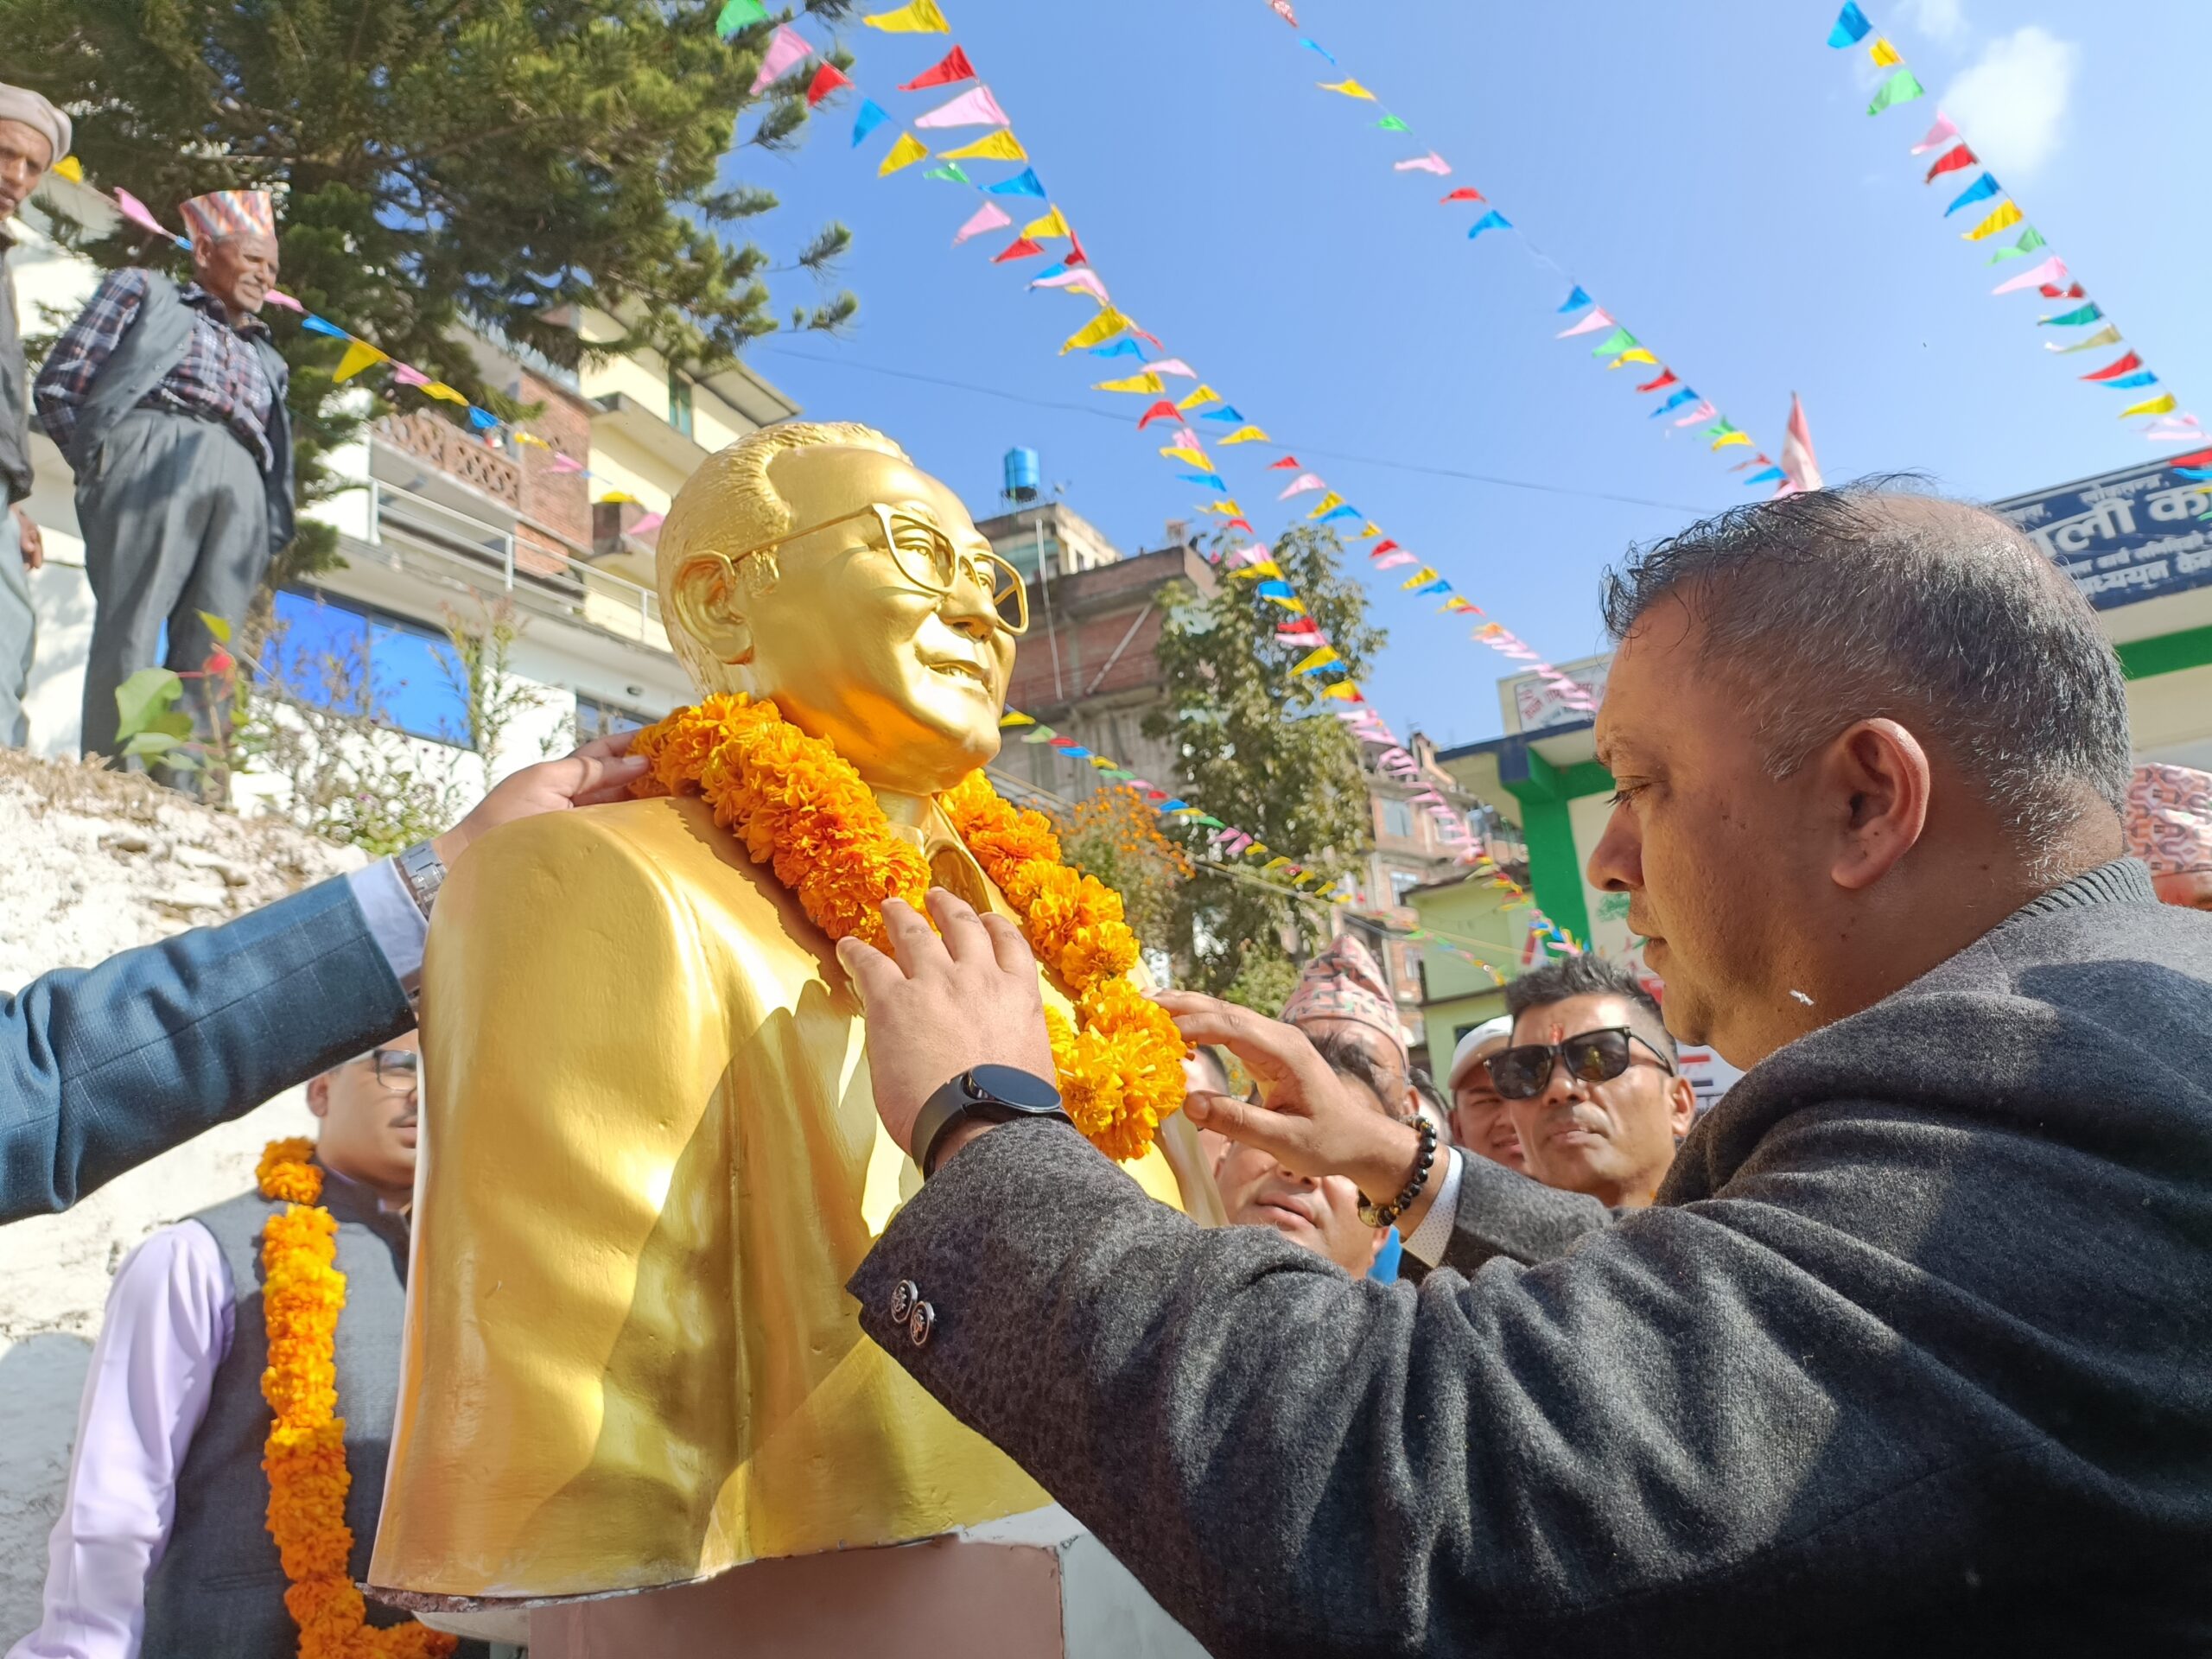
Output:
[1816, 716, 1932, 894]
[306, 1074, 332, 1122]
[1667, 1074, 1697, 1141]
[666, 551, 772, 666]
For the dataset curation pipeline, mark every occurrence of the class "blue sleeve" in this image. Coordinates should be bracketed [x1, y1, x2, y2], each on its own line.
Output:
[0, 875, 414, 1222]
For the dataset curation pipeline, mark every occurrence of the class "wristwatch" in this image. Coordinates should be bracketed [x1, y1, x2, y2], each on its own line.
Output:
[911, 1065, 1071, 1179]
[394, 840, 448, 924]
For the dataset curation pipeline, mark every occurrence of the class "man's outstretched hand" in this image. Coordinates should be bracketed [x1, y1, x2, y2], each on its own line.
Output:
[432, 729, 650, 868]
[838, 891, 1058, 1160]
[1154, 989, 1433, 1229]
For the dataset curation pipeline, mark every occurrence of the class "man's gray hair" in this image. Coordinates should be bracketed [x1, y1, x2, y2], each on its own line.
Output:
[1598, 480, 2133, 861]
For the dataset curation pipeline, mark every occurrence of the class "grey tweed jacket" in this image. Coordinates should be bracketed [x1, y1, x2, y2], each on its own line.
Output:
[850, 860, 2212, 1656]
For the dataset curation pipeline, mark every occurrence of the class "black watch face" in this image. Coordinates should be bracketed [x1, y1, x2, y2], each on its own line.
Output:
[966, 1064, 1062, 1113]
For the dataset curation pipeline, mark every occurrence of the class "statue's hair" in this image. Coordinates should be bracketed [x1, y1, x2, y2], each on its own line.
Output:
[656, 421, 911, 689]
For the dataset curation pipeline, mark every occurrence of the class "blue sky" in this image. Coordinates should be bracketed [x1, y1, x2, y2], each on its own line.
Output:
[734, 0, 2209, 749]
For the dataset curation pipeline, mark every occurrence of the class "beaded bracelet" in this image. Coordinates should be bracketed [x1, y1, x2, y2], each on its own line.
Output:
[1357, 1114, 1438, 1230]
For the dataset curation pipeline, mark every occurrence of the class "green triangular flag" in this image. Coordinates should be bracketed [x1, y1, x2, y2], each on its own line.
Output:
[715, 0, 767, 35]
[1376, 114, 1409, 133]
[1866, 67, 1926, 115]
[1589, 326, 1637, 358]
[1988, 225, 2048, 263]
[923, 162, 970, 183]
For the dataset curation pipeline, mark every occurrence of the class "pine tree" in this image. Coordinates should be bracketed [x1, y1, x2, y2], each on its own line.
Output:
[1144, 525, 1383, 1007]
[6, 0, 861, 586]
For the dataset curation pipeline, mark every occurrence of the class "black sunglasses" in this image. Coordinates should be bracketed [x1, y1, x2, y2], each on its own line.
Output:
[1484, 1027, 1674, 1101]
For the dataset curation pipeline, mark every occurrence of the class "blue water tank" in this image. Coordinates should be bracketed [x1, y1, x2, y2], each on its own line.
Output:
[1003, 446, 1041, 505]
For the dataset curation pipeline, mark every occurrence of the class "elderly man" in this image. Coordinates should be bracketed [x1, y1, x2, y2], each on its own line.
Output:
[35, 188, 290, 776]
[1491, 953, 1694, 1208]
[2125, 761, 2212, 911]
[835, 485, 2212, 1654]
[1211, 1033, 1392, 1278]
[1280, 934, 1413, 1112]
[0, 84, 66, 747]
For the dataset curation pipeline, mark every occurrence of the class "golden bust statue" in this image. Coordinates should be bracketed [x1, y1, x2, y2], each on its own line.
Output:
[368, 423, 1217, 1601]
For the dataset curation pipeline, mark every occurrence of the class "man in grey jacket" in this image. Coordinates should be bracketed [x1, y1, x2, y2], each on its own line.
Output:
[836, 486, 2212, 1655]
[0, 83, 67, 748]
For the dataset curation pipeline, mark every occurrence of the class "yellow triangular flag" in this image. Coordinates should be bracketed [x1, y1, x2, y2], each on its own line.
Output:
[1159, 446, 1209, 467]
[1060, 307, 1131, 354]
[333, 339, 390, 383]
[1022, 207, 1070, 240]
[1093, 372, 1163, 394]
[1357, 522, 1383, 539]
[941, 131, 1027, 162]
[1306, 491, 1344, 518]
[422, 381, 471, 405]
[1608, 347, 1659, 368]
[999, 711, 1037, 728]
[2121, 392, 2178, 419]
[53, 156, 83, 181]
[1293, 645, 1341, 673]
[1868, 35, 1902, 67]
[597, 490, 639, 505]
[1177, 384, 1222, 411]
[1218, 425, 1270, 444]
[1961, 200, 2023, 241]
[1228, 560, 1281, 580]
[1712, 430, 1752, 450]
[1262, 594, 1304, 611]
[1262, 856, 1292, 873]
[1319, 79, 1375, 99]
[1090, 754, 1116, 769]
[1320, 681, 1361, 700]
[1201, 500, 1244, 517]
[1401, 565, 1440, 588]
[512, 431, 551, 450]
[862, 0, 949, 31]
[878, 132, 928, 176]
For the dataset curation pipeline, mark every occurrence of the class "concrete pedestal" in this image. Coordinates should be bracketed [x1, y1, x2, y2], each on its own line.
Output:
[518, 1507, 1205, 1659]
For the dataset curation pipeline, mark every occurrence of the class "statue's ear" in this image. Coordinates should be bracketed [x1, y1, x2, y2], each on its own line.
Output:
[668, 551, 774, 665]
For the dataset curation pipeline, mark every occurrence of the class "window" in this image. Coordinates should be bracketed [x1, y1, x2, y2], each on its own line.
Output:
[1389, 870, 1422, 904]
[266, 588, 471, 747]
[1380, 798, 1415, 840]
[576, 693, 657, 743]
[668, 370, 695, 438]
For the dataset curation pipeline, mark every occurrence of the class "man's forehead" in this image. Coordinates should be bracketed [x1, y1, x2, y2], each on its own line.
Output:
[0, 118, 51, 162]
[774, 447, 969, 524]
[1512, 990, 1629, 1038]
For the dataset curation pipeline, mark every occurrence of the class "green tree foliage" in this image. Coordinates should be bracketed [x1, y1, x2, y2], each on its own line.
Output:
[6, 0, 861, 591]
[1143, 526, 1382, 1007]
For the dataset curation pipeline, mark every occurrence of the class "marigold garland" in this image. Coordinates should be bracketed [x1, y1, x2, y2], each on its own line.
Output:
[631, 695, 1188, 1160]
[257, 1138, 457, 1659]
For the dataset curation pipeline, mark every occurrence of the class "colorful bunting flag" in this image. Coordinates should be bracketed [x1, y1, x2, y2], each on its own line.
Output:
[2038, 281, 2087, 300]
[1712, 430, 1752, 451]
[1306, 491, 1344, 517]
[1923, 143, 1978, 183]
[1279, 473, 1325, 497]
[1589, 327, 1637, 358]
[1868, 35, 1902, 67]
[805, 61, 853, 105]
[1371, 550, 1419, 569]
[1558, 307, 1615, 339]
[922, 162, 970, 183]
[851, 99, 891, 147]
[1021, 207, 1071, 239]
[2045, 324, 2122, 353]
[1961, 200, 2022, 241]
[1177, 385, 1222, 411]
[1144, 359, 1196, 378]
[1293, 646, 1342, 675]
[1442, 187, 1486, 204]
[1827, 2, 1871, 46]
[1135, 401, 1180, 428]
[1394, 152, 1450, 175]
[1402, 566, 1440, 589]
[1609, 348, 1658, 369]
[300, 315, 349, 340]
[878, 132, 929, 175]
[2097, 373, 2160, 391]
[984, 167, 1047, 197]
[1652, 388, 1697, 415]
[1987, 226, 2047, 263]
[1467, 209, 1511, 238]
[750, 24, 813, 94]
[715, 0, 766, 36]
[1557, 284, 1592, 312]
[1033, 265, 1106, 307]
[899, 45, 976, 89]
[1910, 111, 1960, 154]
[1744, 466, 1788, 486]
[1376, 115, 1410, 133]
[862, 0, 949, 31]
[1268, 455, 1302, 469]
[1219, 425, 1270, 443]
[1180, 472, 1230, 491]
[1160, 446, 1209, 467]
[1319, 78, 1375, 99]
[333, 339, 388, 382]
[1095, 372, 1163, 393]
[1636, 369, 1680, 393]
[2121, 393, 2179, 419]
[2082, 352, 2146, 382]
[1316, 505, 1361, 524]
[1993, 255, 2067, 295]
[1866, 67, 1925, 114]
[1199, 406, 1247, 423]
[915, 86, 1012, 128]
[939, 130, 1027, 161]
[1089, 338, 1145, 359]
[950, 200, 1010, 245]
[1943, 173, 2000, 215]
[2037, 303, 2103, 327]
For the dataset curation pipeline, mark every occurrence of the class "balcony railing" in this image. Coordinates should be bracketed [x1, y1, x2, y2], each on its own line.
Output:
[373, 411, 522, 509]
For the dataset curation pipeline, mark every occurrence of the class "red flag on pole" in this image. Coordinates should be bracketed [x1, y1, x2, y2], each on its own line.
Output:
[898, 45, 976, 90]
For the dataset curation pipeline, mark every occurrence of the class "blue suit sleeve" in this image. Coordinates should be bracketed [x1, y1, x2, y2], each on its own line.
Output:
[0, 874, 414, 1222]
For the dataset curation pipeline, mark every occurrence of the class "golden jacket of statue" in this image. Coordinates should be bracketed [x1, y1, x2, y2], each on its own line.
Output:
[368, 424, 1215, 1600]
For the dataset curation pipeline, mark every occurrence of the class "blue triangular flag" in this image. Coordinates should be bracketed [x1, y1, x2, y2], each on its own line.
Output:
[301, 315, 349, 340]
[1179, 471, 1229, 491]
[1944, 173, 2001, 215]
[1413, 578, 1451, 595]
[1199, 405, 1247, 422]
[1827, 2, 1871, 46]
[1468, 208, 1511, 239]
[1089, 338, 1145, 359]
[1651, 388, 1697, 416]
[1318, 505, 1362, 524]
[984, 168, 1048, 199]
[2174, 467, 2212, 483]
[2098, 372, 2160, 390]
[466, 406, 499, 431]
[1557, 284, 1592, 314]
[852, 99, 888, 148]
[1300, 38, 1337, 64]
[1255, 579, 1294, 598]
[1744, 466, 1787, 485]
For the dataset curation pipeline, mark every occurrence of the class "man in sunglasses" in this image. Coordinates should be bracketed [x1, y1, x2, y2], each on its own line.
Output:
[1491, 955, 1694, 1210]
[11, 1034, 484, 1659]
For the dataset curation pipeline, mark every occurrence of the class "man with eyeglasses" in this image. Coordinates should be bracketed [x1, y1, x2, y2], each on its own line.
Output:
[1491, 954, 1694, 1210]
[10, 1033, 484, 1659]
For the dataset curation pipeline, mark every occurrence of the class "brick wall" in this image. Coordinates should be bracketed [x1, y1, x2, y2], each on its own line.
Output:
[515, 369, 593, 580]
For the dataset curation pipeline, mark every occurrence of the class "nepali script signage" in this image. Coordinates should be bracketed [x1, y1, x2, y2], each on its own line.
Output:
[1992, 450, 2212, 612]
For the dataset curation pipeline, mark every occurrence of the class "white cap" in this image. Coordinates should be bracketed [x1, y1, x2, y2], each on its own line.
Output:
[1446, 1015, 1514, 1089]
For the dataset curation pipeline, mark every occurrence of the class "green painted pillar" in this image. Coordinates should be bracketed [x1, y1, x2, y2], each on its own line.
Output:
[1503, 749, 1597, 945]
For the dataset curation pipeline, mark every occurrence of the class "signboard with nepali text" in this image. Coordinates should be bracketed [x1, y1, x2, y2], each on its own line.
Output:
[1992, 449, 2212, 611]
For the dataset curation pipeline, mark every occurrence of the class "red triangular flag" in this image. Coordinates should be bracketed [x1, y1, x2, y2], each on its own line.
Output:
[1370, 539, 1401, 558]
[804, 61, 854, 106]
[1440, 188, 1484, 203]
[1063, 232, 1089, 268]
[1133, 325, 1163, 349]
[1268, 455, 1301, 470]
[1635, 369, 1679, 394]
[898, 45, 976, 91]
[1923, 143, 1977, 183]
[992, 236, 1046, 264]
[2039, 282, 2087, 300]
[1135, 400, 1179, 429]
[2082, 352, 2145, 383]
[1226, 518, 1254, 533]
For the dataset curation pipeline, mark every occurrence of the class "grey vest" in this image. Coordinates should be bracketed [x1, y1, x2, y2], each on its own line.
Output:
[0, 238, 30, 505]
[67, 270, 296, 549]
[139, 1173, 422, 1659]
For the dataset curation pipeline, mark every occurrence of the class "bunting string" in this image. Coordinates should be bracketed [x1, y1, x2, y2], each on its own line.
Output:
[1825, 3, 2202, 444]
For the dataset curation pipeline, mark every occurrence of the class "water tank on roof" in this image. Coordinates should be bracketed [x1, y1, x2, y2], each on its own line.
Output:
[1003, 446, 1041, 505]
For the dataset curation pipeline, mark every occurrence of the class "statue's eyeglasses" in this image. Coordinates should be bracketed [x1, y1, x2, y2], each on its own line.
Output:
[725, 504, 1029, 635]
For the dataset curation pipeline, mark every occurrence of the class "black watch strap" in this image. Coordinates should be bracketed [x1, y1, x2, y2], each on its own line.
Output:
[912, 1065, 1070, 1178]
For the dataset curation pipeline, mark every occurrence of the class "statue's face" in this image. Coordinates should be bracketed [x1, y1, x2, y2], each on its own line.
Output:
[741, 446, 1015, 796]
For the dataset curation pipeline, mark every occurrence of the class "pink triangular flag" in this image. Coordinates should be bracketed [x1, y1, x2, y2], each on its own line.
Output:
[913, 85, 1012, 129]
[1146, 359, 1197, 378]
[1671, 401, 1718, 427]
[390, 363, 431, 388]
[1393, 151, 1451, 175]
[1171, 424, 1202, 450]
[628, 511, 665, 535]
[261, 289, 303, 313]
[1031, 267, 1110, 303]
[1278, 472, 1325, 498]
[750, 24, 813, 94]
[1909, 111, 1958, 155]
[1780, 392, 1822, 493]
[951, 200, 1012, 247]
[1371, 550, 1419, 569]
[112, 188, 178, 242]
[1556, 307, 1615, 339]
[1993, 255, 2068, 296]
[548, 452, 586, 474]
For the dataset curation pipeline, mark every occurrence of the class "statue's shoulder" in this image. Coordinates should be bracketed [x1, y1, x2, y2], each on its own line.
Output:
[466, 793, 786, 916]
